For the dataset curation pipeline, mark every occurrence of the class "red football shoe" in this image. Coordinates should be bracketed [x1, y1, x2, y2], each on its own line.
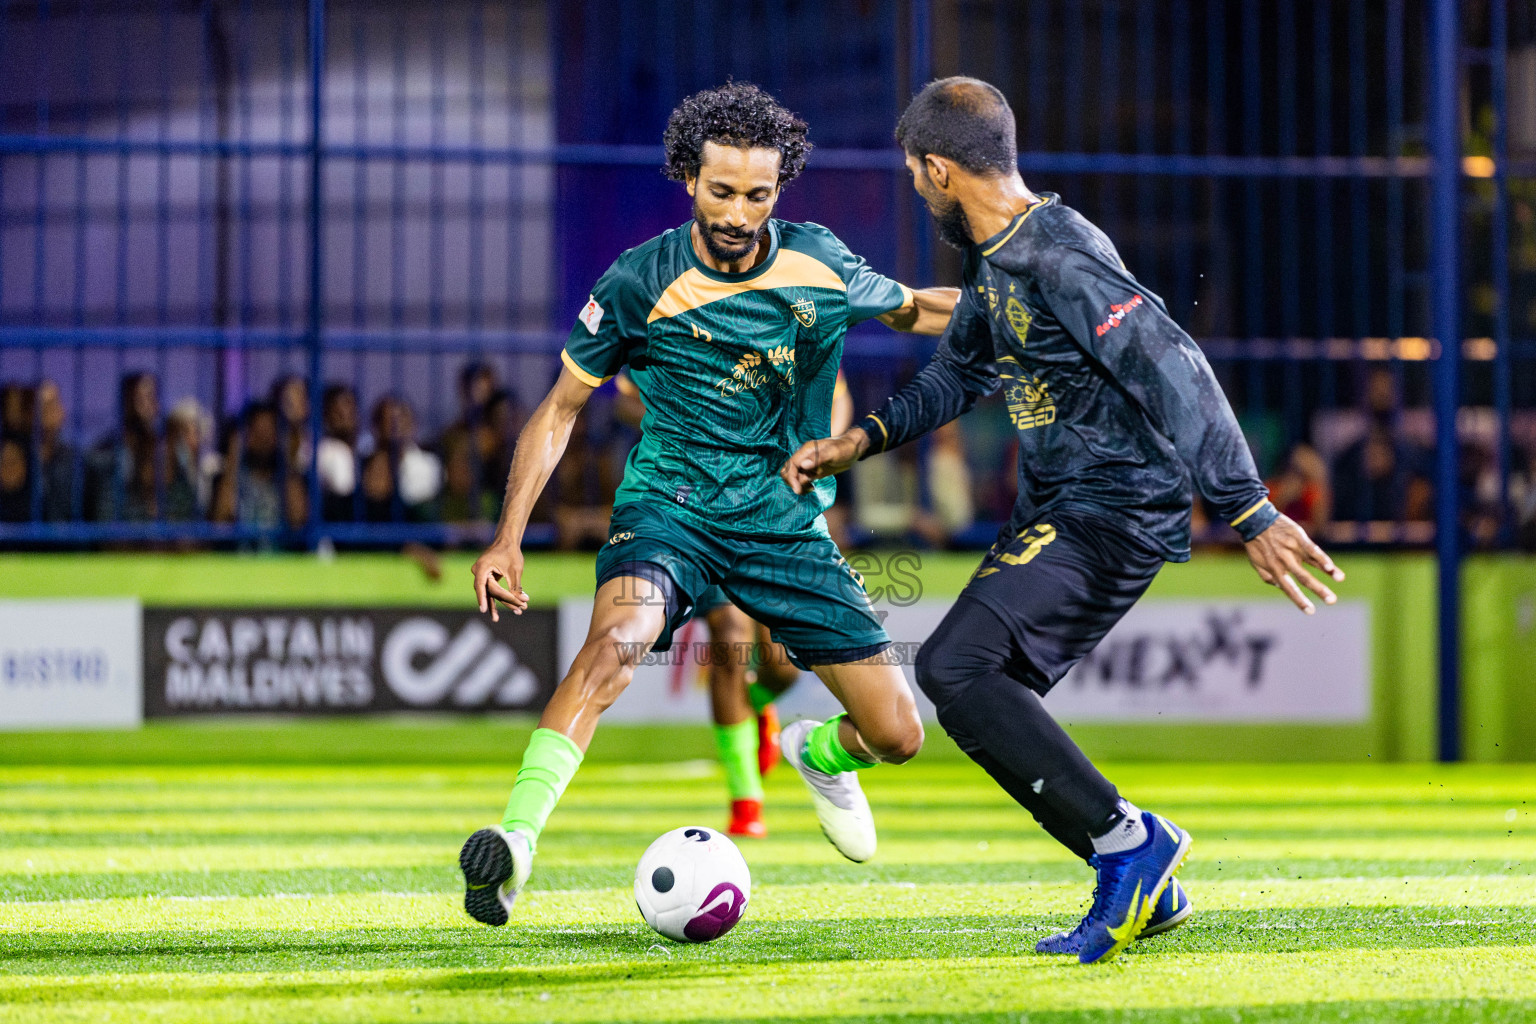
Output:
[728, 799, 767, 838]
[757, 703, 781, 777]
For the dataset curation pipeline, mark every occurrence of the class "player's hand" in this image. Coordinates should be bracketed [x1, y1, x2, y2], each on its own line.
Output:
[1243, 514, 1345, 615]
[780, 428, 870, 495]
[471, 541, 528, 622]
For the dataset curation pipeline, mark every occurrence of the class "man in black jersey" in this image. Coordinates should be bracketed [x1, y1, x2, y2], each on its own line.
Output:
[781, 77, 1345, 965]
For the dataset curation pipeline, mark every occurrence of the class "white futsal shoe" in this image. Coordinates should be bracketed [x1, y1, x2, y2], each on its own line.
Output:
[780, 718, 878, 863]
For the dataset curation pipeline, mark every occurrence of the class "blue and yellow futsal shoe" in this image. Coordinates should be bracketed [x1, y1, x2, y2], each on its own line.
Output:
[1138, 876, 1193, 938]
[1036, 878, 1193, 955]
[1076, 813, 1192, 964]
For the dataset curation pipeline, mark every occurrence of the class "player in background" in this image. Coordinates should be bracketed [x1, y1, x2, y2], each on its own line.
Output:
[459, 82, 959, 927]
[614, 372, 854, 838]
[782, 78, 1345, 964]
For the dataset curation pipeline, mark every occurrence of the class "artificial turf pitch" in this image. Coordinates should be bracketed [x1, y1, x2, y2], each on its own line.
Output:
[2, 722, 1534, 1023]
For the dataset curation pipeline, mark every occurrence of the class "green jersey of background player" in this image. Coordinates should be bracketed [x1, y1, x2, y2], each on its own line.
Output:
[458, 82, 959, 927]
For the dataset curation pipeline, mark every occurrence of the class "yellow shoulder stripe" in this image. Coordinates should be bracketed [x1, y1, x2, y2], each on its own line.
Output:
[646, 249, 846, 323]
[561, 349, 611, 388]
[981, 195, 1053, 257]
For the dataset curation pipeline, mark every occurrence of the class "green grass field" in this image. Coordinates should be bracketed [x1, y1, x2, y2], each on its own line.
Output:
[3, 722, 1534, 1023]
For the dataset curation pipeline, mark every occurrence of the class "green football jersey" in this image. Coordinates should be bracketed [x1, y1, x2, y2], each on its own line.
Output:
[563, 218, 910, 538]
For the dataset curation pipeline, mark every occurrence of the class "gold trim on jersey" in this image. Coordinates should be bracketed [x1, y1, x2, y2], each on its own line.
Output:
[1229, 498, 1272, 528]
[980, 195, 1054, 257]
[646, 249, 847, 323]
[865, 413, 891, 451]
[561, 349, 611, 388]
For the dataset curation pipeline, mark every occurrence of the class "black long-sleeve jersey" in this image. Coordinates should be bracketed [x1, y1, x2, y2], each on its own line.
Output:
[858, 193, 1277, 561]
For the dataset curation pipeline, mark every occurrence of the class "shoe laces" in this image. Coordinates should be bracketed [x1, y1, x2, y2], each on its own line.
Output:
[1084, 851, 1134, 924]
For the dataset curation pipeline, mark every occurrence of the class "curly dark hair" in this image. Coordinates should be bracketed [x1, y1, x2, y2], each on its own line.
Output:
[662, 82, 811, 185]
[896, 77, 1016, 175]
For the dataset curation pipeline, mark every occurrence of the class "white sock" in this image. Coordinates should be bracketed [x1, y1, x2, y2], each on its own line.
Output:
[1090, 800, 1149, 856]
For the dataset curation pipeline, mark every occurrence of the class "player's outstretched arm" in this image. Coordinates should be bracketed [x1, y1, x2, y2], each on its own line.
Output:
[472, 367, 597, 621]
[877, 286, 960, 335]
[1243, 514, 1346, 615]
[781, 427, 870, 495]
[782, 287, 994, 493]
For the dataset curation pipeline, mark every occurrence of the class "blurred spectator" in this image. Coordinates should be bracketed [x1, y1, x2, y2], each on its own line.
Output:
[317, 384, 360, 521]
[1265, 443, 1330, 534]
[368, 395, 442, 521]
[439, 429, 479, 523]
[85, 372, 161, 522]
[477, 390, 521, 512]
[359, 447, 396, 523]
[1, 383, 37, 523]
[1330, 368, 1432, 523]
[457, 361, 498, 431]
[212, 401, 307, 532]
[270, 375, 312, 475]
[553, 409, 618, 549]
[436, 363, 500, 505]
[926, 421, 975, 540]
[164, 398, 217, 522]
[0, 436, 28, 522]
[1514, 445, 1536, 550]
[1461, 439, 1503, 548]
[853, 420, 973, 547]
[1, 383, 34, 441]
[35, 381, 77, 521]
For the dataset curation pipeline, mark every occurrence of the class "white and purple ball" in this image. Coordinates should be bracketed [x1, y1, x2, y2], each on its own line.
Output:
[634, 826, 750, 942]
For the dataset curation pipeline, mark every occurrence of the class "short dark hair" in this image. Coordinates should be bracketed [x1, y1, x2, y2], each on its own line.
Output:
[662, 82, 811, 186]
[459, 360, 495, 394]
[895, 77, 1016, 175]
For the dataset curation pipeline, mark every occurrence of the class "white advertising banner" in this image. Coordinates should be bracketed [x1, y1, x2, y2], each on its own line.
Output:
[560, 597, 1371, 724]
[0, 599, 143, 729]
[1045, 600, 1371, 722]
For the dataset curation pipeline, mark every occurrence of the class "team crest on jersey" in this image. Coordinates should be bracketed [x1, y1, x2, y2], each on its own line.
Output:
[790, 299, 817, 328]
[1005, 296, 1032, 345]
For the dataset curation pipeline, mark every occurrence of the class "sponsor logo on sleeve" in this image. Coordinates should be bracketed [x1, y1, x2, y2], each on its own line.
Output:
[578, 295, 605, 335]
[1093, 294, 1143, 337]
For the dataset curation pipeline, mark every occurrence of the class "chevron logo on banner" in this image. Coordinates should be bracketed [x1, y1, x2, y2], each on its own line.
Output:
[380, 618, 538, 707]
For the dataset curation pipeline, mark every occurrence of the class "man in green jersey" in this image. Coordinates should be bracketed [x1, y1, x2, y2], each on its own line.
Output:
[458, 82, 959, 926]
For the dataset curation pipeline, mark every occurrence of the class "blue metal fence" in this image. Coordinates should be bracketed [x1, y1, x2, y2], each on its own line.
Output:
[1, 0, 1533, 568]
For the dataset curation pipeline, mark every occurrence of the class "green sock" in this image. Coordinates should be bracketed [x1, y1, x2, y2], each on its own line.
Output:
[714, 719, 764, 801]
[501, 728, 584, 848]
[747, 682, 777, 714]
[801, 713, 875, 775]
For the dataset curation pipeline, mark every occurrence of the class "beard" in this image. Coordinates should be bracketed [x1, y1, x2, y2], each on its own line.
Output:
[693, 200, 765, 263]
[926, 192, 975, 250]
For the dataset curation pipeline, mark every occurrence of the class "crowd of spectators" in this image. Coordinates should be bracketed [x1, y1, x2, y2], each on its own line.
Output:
[2, 362, 1535, 550]
[0, 363, 625, 549]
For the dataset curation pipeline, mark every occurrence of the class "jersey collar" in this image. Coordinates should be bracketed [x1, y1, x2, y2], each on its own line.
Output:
[978, 193, 1055, 257]
[684, 218, 781, 283]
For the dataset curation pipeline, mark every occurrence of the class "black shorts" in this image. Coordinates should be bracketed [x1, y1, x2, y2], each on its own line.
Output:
[958, 507, 1165, 695]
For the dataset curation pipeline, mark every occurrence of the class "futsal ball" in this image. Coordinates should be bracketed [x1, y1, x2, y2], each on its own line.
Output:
[634, 826, 751, 942]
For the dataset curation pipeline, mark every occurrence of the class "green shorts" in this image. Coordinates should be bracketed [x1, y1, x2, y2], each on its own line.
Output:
[594, 502, 890, 669]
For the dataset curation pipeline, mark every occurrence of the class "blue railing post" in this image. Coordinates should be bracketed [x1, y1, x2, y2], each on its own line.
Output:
[305, 0, 327, 550]
[1428, 0, 1462, 762]
[909, 0, 932, 285]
